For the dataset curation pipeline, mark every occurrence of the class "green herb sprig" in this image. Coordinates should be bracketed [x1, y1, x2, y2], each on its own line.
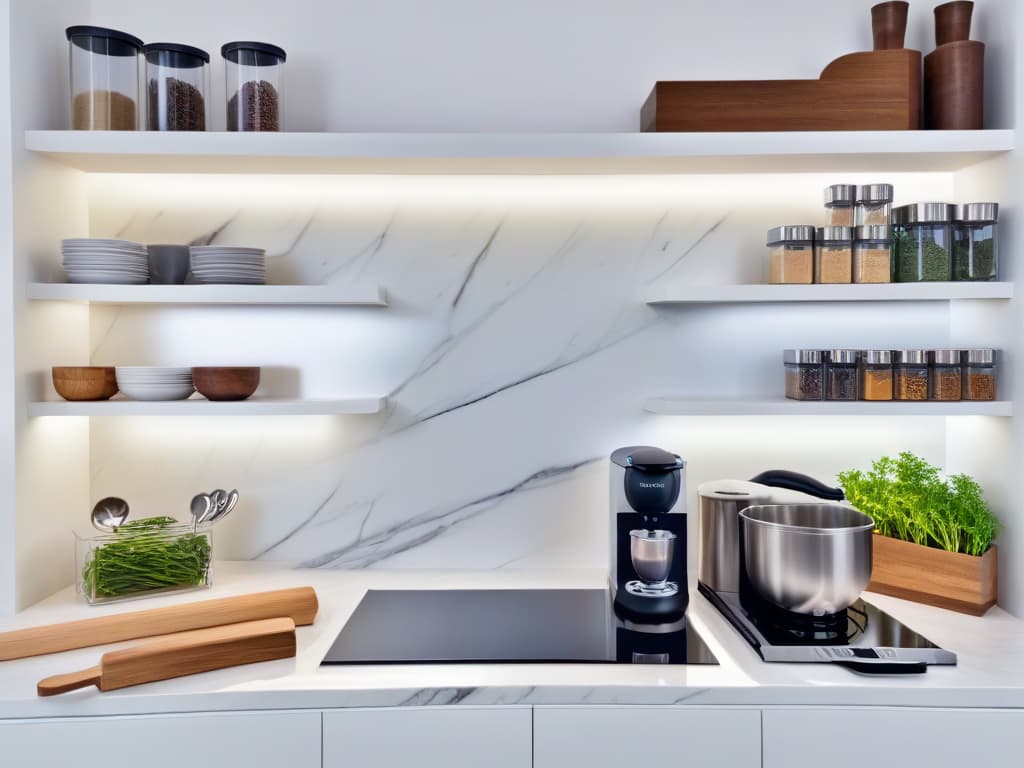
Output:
[838, 452, 999, 556]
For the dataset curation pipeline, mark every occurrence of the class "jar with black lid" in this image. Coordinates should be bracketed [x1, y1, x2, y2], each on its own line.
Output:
[223, 41, 286, 131]
[784, 349, 823, 401]
[144, 43, 209, 131]
[953, 203, 998, 281]
[894, 203, 954, 282]
[66, 26, 143, 130]
[963, 349, 996, 401]
[825, 349, 857, 401]
[894, 349, 928, 401]
[930, 349, 962, 401]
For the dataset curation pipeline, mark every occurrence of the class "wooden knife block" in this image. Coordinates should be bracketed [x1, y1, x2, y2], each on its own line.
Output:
[641, 49, 922, 132]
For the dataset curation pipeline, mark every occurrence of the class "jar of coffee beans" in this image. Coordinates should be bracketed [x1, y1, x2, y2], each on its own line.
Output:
[222, 41, 286, 131]
[143, 43, 209, 131]
[894, 349, 928, 401]
[962, 349, 996, 401]
[825, 349, 858, 400]
[930, 349, 962, 401]
[784, 349, 824, 401]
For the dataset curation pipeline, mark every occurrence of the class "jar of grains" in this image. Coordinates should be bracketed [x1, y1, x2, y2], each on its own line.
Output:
[767, 226, 814, 284]
[66, 26, 143, 130]
[784, 349, 824, 401]
[143, 43, 209, 131]
[860, 350, 893, 401]
[953, 203, 998, 281]
[824, 184, 857, 227]
[815, 227, 853, 283]
[962, 349, 996, 401]
[855, 183, 894, 227]
[222, 41, 286, 131]
[894, 349, 928, 401]
[893, 203, 953, 282]
[930, 349, 962, 401]
[853, 225, 893, 283]
[825, 349, 858, 400]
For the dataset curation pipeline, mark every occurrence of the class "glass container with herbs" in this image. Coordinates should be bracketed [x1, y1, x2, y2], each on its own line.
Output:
[953, 203, 998, 281]
[860, 350, 893, 401]
[930, 349, 962, 401]
[825, 349, 858, 400]
[853, 225, 893, 283]
[894, 202, 953, 282]
[767, 226, 815, 284]
[963, 349, 996, 401]
[784, 349, 823, 400]
[894, 349, 928, 401]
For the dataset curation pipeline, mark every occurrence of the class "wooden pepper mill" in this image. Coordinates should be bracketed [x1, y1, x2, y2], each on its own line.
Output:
[925, 1, 984, 129]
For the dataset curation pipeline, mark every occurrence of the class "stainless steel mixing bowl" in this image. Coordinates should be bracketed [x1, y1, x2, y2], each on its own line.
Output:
[740, 504, 874, 616]
[629, 529, 676, 585]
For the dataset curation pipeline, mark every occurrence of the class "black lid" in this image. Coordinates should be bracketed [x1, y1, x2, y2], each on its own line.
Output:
[610, 446, 683, 472]
[221, 41, 287, 65]
[143, 42, 210, 68]
[66, 25, 143, 56]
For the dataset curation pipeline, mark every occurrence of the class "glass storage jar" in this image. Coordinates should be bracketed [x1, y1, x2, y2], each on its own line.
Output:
[784, 349, 823, 401]
[962, 349, 996, 401]
[223, 41, 286, 131]
[825, 349, 858, 401]
[894, 349, 928, 401]
[66, 25, 143, 130]
[767, 226, 814, 284]
[953, 203, 998, 281]
[855, 183, 894, 227]
[144, 43, 209, 131]
[860, 350, 893, 401]
[930, 349, 962, 401]
[853, 225, 893, 283]
[815, 227, 853, 283]
[824, 184, 856, 227]
[894, 203, 954, 282]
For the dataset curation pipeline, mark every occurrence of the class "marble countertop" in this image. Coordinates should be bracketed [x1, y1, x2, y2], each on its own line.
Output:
[1, 562, 1023, 719]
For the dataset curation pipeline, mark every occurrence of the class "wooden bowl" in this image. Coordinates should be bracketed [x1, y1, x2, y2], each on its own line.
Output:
[192, 367, 261, 401]
[52, 366, 118, 401]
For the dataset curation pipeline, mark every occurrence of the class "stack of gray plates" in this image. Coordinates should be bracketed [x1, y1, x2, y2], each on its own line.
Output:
[190, 246, 266, 285]
[114, 367, 195, 401]
[62, 239, 149, 284]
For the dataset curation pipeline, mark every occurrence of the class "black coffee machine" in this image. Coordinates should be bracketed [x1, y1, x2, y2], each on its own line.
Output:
[609, 446, 688, 622]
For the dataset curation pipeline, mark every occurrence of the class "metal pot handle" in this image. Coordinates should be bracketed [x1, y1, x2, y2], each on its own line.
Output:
[835, 659, 927, 675]
[748, 470, 845, 501]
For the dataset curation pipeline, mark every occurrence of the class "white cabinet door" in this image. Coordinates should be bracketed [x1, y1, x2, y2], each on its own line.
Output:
[534, 706, 762, 768]
[763, 708, 1024, 768]
[322, 706, 531, 768]
[0, 710, 321, 768]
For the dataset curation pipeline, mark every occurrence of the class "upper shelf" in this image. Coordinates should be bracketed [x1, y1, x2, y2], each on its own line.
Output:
[646, 281, 1015, 305]
[27, 283, 387, 306]
[24, 129, 1015, 175]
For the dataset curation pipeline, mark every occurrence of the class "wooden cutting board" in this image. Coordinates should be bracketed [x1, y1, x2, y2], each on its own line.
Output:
[0, 586, 317, 661]
[37, 617, 297, 696]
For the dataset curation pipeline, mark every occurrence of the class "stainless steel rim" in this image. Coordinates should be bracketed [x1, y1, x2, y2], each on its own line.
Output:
[739, 505, 874, 535]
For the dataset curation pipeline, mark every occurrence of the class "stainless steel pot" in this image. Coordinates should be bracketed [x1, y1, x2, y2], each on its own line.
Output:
[740, 504, 874, 616]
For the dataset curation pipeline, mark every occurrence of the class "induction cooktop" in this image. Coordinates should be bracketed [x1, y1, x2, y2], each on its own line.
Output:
[321, 589, 718, 665]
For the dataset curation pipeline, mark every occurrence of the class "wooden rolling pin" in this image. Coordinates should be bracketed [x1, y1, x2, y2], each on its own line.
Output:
[38, 617, 296, 696]
[0, 586, 317, 661]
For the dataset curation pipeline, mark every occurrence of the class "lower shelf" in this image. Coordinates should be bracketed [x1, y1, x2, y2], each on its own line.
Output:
[28, 396, 388, 417]
[643, 397, 1013, 416]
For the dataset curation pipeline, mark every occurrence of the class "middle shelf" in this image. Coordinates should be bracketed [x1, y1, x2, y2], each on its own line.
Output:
[644, 397, 1013, 416]
[28, 396, 388, 417]
[645, 282, 1015, 305]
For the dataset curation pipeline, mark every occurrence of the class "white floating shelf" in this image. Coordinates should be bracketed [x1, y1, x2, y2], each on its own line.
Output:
[27, 283, 387, 306]
[646, 281, 1015, 305]
[28, 396, 387, 417]
[25, 129, 1015, 175]
[644, 397, 1013, 417]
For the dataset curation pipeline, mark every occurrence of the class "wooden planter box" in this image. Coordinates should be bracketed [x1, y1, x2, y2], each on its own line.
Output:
[868, 534, 997, 616]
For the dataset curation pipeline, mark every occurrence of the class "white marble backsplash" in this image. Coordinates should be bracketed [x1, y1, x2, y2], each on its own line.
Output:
[80, 173, 954, 568]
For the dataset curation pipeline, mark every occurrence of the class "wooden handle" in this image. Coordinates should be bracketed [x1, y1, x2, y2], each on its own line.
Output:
[37, 666, 101, 697]
[1, 586, 317, 662]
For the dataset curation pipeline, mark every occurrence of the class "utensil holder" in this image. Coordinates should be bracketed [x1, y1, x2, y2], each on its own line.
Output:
[76, 519, 213, 605]
[871, 1, 910, 50]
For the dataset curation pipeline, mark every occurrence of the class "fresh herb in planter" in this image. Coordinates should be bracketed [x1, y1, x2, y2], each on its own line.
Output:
[838, 452, 999, 556]
[82, 516, 212, 599]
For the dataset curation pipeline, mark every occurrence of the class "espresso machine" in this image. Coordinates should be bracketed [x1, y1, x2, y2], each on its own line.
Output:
[609, 446, 687, 621]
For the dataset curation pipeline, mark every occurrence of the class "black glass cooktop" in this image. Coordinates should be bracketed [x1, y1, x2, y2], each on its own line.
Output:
[322, 589, 718, 665]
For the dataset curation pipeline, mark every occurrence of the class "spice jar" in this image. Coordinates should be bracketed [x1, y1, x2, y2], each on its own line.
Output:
[223, 41, 286, 131]
[953, 203, 998, 281]
[860, 350, 893, 401]
[815, 227, 853, 284]
[825, 349, 858, 401]
[853, 225, 893, 283]
[893, 203, 953, 282]
[855, 184, 894, 227]
[962, 349, 996, 401]
[894, 349, 928, 401]
[66, 26, 143, 130]
[144, 43, 209, 131]
[930, 349, 962, 401]
[767, 226, 814, 285]
[824, 184, 856, 227]
[784, 349, 824, 401]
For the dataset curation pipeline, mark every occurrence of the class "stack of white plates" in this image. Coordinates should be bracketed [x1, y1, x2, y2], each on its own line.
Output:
[114, 367, 195, 401]
[190, 246, 266, 285]
[62, 238, 149, 284]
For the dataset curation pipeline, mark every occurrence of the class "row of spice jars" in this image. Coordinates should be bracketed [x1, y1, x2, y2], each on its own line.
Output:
[784, 348, 997, 402]
[768, 225, 892, 284]
[66, 26, 285, 131]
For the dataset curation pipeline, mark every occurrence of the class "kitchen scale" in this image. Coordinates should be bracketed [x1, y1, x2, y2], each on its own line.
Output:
[322, 589, 718, 666]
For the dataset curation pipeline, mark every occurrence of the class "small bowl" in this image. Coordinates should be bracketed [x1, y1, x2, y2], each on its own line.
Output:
[192, 367, 261, 401]
[52, 367, 118, 401]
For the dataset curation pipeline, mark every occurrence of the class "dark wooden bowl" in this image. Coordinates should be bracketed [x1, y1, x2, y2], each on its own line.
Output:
[192, 367, 261, 401]
[52, 366, 118, 401]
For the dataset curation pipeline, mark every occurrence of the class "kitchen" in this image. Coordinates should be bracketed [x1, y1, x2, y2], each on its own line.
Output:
[1, 0, 1024, 766]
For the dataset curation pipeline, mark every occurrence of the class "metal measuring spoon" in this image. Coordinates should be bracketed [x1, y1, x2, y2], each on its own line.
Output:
[209, 489, 239, 524]
[91, 497, 130, 533]
[190, 493, 212, 533]
[207, 489, 228, 522]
